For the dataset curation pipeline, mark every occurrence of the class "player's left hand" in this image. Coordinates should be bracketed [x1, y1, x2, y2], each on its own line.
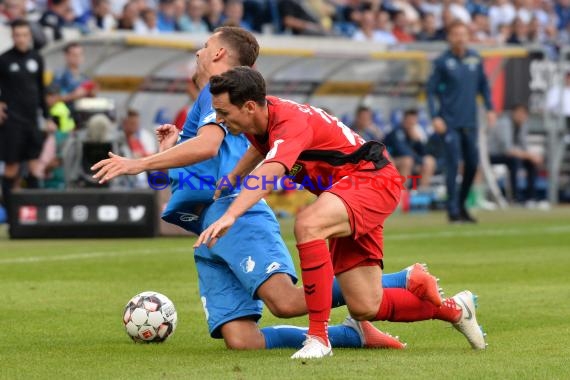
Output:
[486, 111, 497, 129]
[91, 152, 145, 184]
[194, 214, 236, 248]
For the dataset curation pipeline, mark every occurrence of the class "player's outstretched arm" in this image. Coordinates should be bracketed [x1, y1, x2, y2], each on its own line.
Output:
[195, 161, 285, 248]
[91, 125, 224, 184]
[213, 145, 264, 199]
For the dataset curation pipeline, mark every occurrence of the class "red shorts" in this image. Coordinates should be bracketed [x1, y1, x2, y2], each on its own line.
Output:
[326, 163, 401, 274]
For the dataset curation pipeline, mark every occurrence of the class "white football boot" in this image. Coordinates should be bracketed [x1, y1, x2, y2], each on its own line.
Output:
[290, 335, 332, 359]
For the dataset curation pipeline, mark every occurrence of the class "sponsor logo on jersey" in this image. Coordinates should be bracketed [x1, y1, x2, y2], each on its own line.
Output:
[266, 262, 281, 274]
[177, 212, 199, 222]
[289, 163, 303, 176]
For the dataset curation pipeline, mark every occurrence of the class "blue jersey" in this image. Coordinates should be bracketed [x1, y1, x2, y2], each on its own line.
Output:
[161, 84, 250, 234]
[426, 49, 493, 129]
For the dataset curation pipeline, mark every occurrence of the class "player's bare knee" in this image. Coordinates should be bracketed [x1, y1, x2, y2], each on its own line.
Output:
[347, 305, 378, 321]
[265, 298, 297, 318]
[223, 334, 257, 350]
[346, 297, 381, 321]
[294, 213, 321, 241]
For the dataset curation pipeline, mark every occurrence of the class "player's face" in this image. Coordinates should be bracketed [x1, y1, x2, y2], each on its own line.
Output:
[212, 92, 254, 135]
[12, 25, 32, 52]
[194, 33, 223, 83]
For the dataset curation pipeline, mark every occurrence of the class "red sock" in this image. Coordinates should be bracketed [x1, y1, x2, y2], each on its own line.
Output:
[375, 288, 438, 322]
[297, 239, 333, 344]
[433, 298, 462, 323]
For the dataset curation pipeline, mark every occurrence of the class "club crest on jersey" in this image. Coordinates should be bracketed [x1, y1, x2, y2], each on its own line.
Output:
[289, 163, 303, 176]
[240, 256, 256, 273]
[463, 56, 479, 71]
[26, 59, 38, 73]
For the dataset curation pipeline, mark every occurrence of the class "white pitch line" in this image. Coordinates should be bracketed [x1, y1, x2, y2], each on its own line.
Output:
[387, 224, 570, 241]
[1, 225, 568, 265]
[0, 247, 190, 265]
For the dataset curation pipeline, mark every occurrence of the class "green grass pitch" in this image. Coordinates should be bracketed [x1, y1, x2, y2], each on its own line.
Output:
[1, 208, 569, 379]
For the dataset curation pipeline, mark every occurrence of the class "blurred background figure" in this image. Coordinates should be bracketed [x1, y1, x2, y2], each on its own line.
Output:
[351, 105, 384, 142]
[39, 0, 75, 41]
[397, 109, 437, 191]
[36, 83, 76, 189]
[353, 9, 397, 44]
[122, 109, 157, 159]
[546, 71, 570, 132]
[135, 7, 160, 34]
[489, 104, 546, 208]
[178, 0, 209, 33]
[50, 42, 96, 115]
[1, 0, 47, 49]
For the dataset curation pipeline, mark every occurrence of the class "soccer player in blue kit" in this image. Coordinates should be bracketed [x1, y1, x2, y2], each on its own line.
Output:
[92, 27, 442, 350]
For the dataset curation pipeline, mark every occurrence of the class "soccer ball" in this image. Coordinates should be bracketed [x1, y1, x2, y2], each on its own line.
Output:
[123, 291, 178, 343]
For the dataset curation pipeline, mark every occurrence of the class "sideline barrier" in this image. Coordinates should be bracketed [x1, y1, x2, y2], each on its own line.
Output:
[9, 190, 158, 239]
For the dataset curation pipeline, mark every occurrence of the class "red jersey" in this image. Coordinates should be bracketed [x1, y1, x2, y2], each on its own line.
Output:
[246, 96, 390, 195]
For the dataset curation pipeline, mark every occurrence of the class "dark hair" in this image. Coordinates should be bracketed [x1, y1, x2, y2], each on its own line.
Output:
[447, 20, 468, 33]
[209, 66, 266, 107]
[64, 42, 80, 53]
[127, 108, 140, 117]
[213, 26, 259, 67]
[512, 103, 528, 112]
[10, 18, 30, 31]
[403, 108, 418, 117]
[356, 105, 371, 114]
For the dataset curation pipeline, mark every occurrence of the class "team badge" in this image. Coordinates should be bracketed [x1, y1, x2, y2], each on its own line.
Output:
[26, 59, 38, 73]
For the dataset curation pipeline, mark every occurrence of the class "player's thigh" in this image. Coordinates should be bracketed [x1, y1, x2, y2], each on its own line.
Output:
[294, 191, 352, 242]
[257, 273, 307, 318]
[219, 318, 266, 350]
[336, 264, 383, 321]
[194, 254, 263, 340]
[208, 200, 298, 299]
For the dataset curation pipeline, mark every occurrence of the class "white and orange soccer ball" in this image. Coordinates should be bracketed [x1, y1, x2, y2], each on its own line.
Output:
[123, 291, 178, 343]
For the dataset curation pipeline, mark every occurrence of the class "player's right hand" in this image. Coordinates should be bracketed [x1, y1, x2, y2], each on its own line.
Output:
[432, 117, 447, 134]
[91, 152, 145, 184]
[156, 124, 180, 152]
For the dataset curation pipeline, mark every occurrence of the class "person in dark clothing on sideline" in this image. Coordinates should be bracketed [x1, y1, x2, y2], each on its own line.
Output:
[0, 19, 56, 219]
[427, 20, 496, 224]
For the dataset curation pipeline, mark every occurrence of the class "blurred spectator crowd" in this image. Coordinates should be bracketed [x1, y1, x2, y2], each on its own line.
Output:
[1, 0, 570, 50]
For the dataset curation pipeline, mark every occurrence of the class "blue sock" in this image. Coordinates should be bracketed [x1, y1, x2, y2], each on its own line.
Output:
[261, 324, 361, 349]
[382, 269, 408, 289]
[331, 269, 408, 308]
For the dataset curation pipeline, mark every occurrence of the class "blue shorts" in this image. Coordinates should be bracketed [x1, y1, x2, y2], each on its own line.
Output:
[195, 195, 298, 338]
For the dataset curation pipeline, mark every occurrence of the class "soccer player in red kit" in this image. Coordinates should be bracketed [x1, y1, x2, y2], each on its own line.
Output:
[195, 67, 487, 359]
